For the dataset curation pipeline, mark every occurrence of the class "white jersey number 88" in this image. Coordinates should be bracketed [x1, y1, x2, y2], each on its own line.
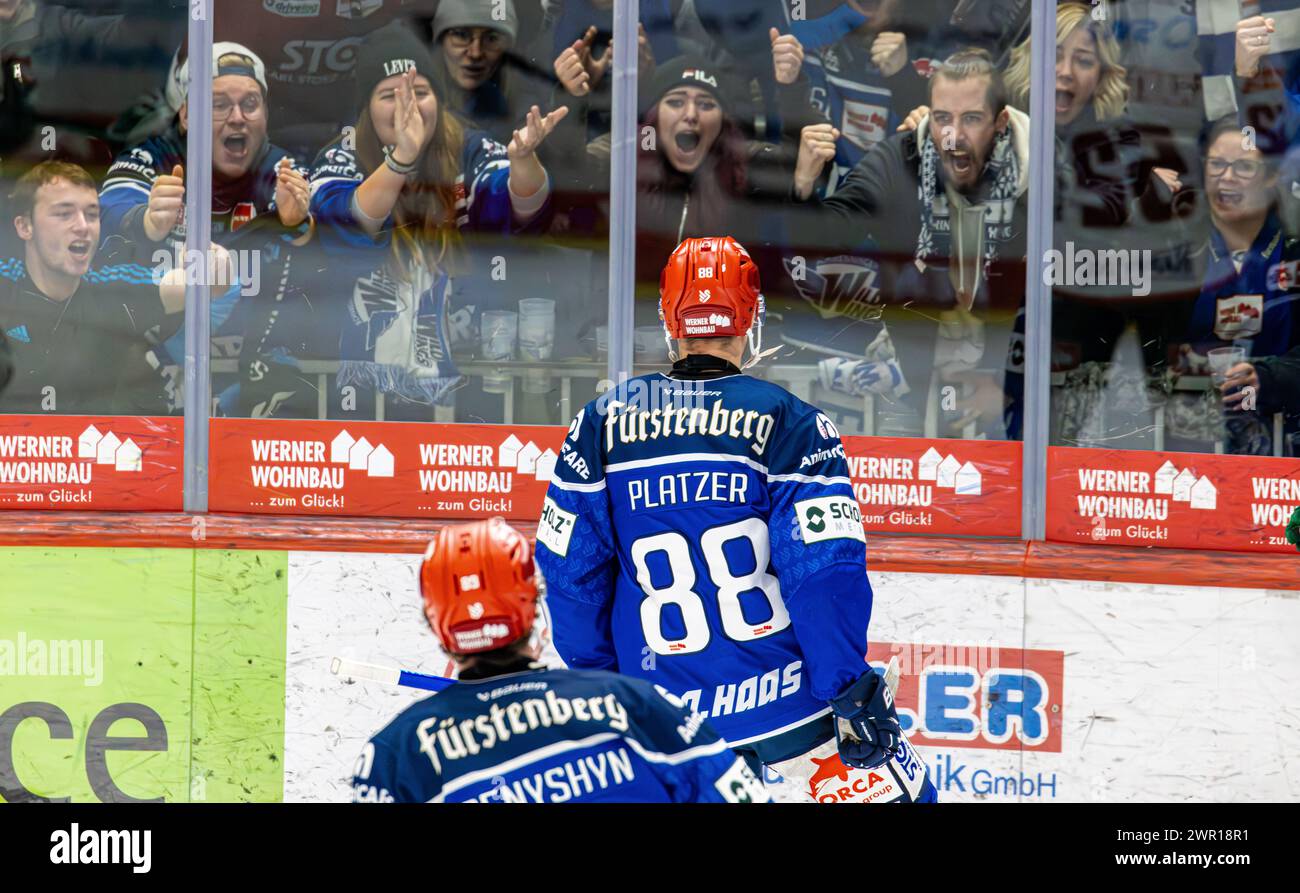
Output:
[631, 517, 790, 656]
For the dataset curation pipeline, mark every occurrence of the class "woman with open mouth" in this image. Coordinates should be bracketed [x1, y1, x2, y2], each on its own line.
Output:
[635, 57, 805, 335]
[1001, 3, 1192, 442]
[1165, 115, 1300, 456]
[550, 53, 806, 341]
[308, 21, 566, 414]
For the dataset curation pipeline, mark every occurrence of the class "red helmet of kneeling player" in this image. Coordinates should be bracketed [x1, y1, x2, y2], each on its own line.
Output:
[659, 236, 766, 363]
[419, 517, 539, 656]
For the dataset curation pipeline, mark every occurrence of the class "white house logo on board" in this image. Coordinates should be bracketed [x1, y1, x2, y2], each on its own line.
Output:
[917, 446, 981, 495]
[1152, 460, 1216, 509]
[80, 425, 144, 472]
[328, 430, 395, 477]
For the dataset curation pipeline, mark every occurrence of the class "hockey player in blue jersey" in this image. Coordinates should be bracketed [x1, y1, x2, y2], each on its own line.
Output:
[352, 517, 769, 803]
[535, 236, 936, 804]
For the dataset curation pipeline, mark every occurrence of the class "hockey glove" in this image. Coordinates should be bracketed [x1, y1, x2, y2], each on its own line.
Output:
[829, 668, 902, 770]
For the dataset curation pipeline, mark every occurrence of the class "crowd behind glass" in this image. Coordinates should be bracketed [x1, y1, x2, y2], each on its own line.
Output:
[1, 0, 1298, 458]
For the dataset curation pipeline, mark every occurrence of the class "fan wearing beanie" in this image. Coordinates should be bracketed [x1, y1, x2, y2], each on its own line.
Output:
[433, 0, 517, 94]
[307, 22, 567, 407]
[428, 0, 552, 146]
[561, 53, 803, 317]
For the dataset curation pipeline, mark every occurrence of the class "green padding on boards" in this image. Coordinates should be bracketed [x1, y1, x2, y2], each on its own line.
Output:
[0, 547, 287, 803]
[192, 550, 287, 802]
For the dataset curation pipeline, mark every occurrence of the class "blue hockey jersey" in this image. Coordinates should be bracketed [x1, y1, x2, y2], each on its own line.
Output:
[351, 667, 768, 803]
[535, 371, 875, 747]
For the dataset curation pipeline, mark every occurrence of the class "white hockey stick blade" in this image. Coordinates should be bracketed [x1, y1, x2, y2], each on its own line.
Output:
[883, 656, 901, 697]
[330, 657, 401, 686]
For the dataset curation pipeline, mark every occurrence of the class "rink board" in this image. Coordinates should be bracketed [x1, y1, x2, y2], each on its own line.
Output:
[281, 554, 1300, 803]
[3, 547, 1297, 802]
[0, 548, 287, 803]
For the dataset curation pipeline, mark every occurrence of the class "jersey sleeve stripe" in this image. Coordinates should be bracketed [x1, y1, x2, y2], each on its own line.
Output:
[308, 175, 358, 196]
[605, 452, 770, 476]
[620, 735, 731, 765]
[768, 472, 853, 486]
[427, 732, 621, 802]
[549, 478, 607, 493]
[99, 180, 152, 197]
[722, 706, 833, 747]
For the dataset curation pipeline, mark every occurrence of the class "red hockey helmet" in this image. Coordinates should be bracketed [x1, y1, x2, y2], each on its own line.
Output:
[659, 236, 761, 339]
[419, 517, 538, 655]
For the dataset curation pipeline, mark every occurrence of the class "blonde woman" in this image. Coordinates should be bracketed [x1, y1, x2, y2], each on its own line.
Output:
[309, 22, 565, 409]
[1003, 0, 1128, 126]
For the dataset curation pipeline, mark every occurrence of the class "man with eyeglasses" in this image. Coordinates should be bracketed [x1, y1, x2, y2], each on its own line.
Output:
[429, 0, 554, 148]
[435, 0, 513, 94]
[101, 43, 310, 248]
[98, 43, 312, 413]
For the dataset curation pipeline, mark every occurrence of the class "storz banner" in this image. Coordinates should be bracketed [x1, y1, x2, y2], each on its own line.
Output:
[0, 415, 183, 511]
[1047, 446, 1300, 553]
[209, 419, 567, 520]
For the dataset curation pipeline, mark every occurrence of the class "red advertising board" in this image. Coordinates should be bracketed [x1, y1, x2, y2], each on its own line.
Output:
[209, 419, 566, 520]
[210, 420, 1025, 531]
[843, 436, 1022, 537]
[867, 640, 1065, 753]
[1047, 446, 1300, 553]
[0, 415, 183, 511]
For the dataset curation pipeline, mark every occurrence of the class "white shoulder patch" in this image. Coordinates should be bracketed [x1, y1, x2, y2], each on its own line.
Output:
[795, 495, 866, 544]
[537, 496, 577, 557]
[715, 758, 769, 803]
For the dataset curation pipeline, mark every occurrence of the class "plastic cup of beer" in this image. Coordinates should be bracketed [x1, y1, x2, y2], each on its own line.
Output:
[481, 310, 517, 393]
[1207, 346, 1246, 386]
[518, 298, 556, 362]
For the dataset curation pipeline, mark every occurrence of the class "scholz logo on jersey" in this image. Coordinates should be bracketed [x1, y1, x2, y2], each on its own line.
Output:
[716, 758, 768, 803]
[537, 497, 577, 557]
[815, 413, 840, 440]
[796, 496, 865, 544]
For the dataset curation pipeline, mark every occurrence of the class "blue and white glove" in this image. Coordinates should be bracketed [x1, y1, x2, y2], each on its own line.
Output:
[818, 356, 905, 399]
[829, 669, 902, 770]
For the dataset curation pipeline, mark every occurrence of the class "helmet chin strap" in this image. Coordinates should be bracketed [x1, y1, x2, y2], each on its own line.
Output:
[663, 323, 680, 363]
[742, 293, 780, 369]
[742, 328, 783, 369]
